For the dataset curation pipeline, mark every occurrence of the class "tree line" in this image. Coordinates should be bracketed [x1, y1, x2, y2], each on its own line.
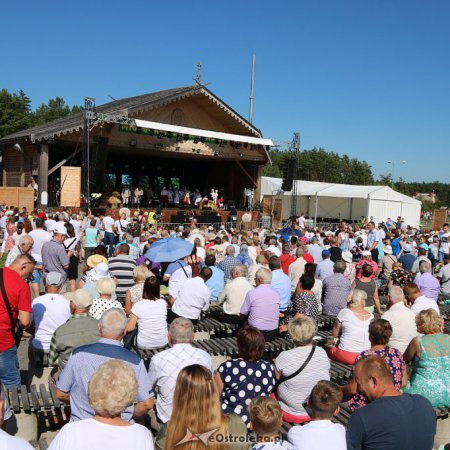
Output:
[264, 148, 449, 208]
[0, 88, 82, 139]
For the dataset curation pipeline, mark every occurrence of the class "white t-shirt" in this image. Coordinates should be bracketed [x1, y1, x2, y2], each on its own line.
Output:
[102, 216, 115, 233]
[297, 216, 306, 228]
[0, 429, 33, 450]
[337, 308, 373, 353]
[287, 420, 346, 450]
[114, 219, 129, 238]
[47, 418, 154, 450]
[28, 228, 52, 261]
[440, 231, 450, 254]
[45, 219, 56, 231]
[411, 295, 440, 315]
[31, 293, 71, 351]
[172, 277, 211, 320]
[131, 299, 168, 349]
[195, 246, 206, 260]
[70, 219, 82, 238]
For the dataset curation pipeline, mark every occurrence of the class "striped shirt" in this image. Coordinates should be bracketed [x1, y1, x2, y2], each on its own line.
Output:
[108, 255, 137, 298]
[275, 345, 330, 416]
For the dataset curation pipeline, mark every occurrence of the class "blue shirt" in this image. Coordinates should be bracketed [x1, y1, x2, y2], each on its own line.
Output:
[391, 237, 402, 256]
[399, 254, 417, 272]
[270, 269, 292, 311]
[57, 338, 153, 422]
[367, 229, 381, 249]
[206, 266, 225, 302]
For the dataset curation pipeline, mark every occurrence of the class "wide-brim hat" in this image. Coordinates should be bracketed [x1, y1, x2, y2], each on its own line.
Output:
[342, 251, 353, 263]
[87, 254, 108, 268]
[383, 245, 393, 255]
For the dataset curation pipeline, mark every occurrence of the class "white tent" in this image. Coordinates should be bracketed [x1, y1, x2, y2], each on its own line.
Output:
[261, 177, 422, 227]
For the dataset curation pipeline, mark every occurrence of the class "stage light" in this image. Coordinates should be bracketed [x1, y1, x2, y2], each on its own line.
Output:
[129, 139, 137, 147]
[13, 143, 23, 153]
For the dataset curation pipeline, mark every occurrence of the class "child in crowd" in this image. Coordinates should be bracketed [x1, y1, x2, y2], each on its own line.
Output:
[248, 396, 293, 449]
[287, 380, 346, 450]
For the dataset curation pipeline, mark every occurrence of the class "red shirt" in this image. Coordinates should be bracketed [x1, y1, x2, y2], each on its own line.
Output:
[303, 252, 314, 264]
[0, 268, 31, 351]
[280, 253, 295, 274]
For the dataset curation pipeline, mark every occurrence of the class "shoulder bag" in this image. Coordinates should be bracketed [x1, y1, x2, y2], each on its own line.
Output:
[275, 345, 316, 395]
[0, 269, 23, 347]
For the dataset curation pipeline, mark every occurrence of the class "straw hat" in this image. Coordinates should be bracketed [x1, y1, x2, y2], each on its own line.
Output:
[342, 251, 353, 263]
[86, 254, 108, 268]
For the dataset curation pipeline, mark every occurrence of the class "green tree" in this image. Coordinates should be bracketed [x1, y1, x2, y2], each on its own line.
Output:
[33, 97, 82, 125]
[0, 89, 33, 138]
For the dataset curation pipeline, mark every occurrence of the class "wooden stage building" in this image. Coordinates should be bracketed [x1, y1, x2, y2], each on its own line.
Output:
[0, 85, 273, 216]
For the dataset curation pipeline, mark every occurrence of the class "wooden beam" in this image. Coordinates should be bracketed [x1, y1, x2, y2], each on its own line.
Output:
[38, 143, 49, 206]
[48, 148, 81, 176]
[234, 159, 257, 188]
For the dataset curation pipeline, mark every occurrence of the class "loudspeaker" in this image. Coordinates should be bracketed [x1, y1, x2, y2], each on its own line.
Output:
[90, 136, 109, 191]
[281, 157, 296, 191]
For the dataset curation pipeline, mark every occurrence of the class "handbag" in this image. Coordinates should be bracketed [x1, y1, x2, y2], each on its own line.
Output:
[274, 345, 316, 395]
[123, 327, 138, 350]
[0, 269, 23, 347]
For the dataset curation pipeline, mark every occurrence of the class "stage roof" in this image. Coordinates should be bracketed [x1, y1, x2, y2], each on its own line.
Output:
[0, 85, 266, 144]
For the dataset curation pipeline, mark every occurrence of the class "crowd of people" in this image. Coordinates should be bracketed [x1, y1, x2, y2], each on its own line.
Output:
[0, 205, 448, 449]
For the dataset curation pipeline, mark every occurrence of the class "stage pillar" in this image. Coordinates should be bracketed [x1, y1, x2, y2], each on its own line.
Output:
[254, 164, 263, 206]
[38, 142, 49, 207]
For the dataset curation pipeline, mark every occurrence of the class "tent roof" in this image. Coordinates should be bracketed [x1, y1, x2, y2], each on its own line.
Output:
[261, 177, 421, 204]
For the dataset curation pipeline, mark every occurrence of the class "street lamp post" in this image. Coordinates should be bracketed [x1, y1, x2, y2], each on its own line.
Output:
[387, 160, 406, 189]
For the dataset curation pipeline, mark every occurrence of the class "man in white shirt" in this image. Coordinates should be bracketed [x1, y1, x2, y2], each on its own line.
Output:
[288, 247, 308, 292]
[216, 265, 253, 322]
[404, 282, 440, 315]
[102, 213, 116, 257]
[381, 285, 418, 354]
[28, 217, 52, 297]
[248, 254, 268, 287]
[114, 212, 129, 242]
[69, 213, 82, 239]
[148, 318, 213, 424]
[296, 213, 306, 229]
[29, 272, 71, 386]
[168, 268, 212, 324]
[267, 237, 281, 257]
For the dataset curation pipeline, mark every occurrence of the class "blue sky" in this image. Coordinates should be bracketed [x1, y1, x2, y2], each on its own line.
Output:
[1, 0, 449, 182]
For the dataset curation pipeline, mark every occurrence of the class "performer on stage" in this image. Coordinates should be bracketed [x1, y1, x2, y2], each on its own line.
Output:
[121, 186, 131, 205]
[27, 176, 38, 206]
[134, 186, 143, 208]
[160, 186, 169, 207]
[168, 188, 174, 206]
[174, 189, 180, 208]
[183, 189, 190, 207]
[146, 186, 154, 206]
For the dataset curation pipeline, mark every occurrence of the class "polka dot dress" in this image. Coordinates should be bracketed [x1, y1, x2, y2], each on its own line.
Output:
[218, 359, 275, 426]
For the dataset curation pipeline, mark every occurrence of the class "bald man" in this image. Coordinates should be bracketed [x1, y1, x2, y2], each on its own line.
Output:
[346, 355, 435, 450]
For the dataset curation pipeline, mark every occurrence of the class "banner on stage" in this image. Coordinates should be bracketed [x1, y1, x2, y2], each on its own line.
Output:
[60, 166, 81, 207]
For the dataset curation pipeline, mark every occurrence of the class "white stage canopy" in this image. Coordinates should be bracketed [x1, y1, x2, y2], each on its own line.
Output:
[261, 177, 422, 227]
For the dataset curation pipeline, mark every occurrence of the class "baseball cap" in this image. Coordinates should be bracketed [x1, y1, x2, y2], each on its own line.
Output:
[322, 249, 331, 257]
[53, 224, 68, 236]
[46, 272, 63, 286]
[68, 289, 93, 309]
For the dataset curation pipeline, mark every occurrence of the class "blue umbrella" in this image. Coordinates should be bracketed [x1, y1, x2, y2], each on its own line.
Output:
[279, 227, 302, 237]
[144, 238, 193, 263]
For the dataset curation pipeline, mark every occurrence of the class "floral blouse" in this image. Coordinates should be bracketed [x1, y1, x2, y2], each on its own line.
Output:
[348, 346, 406, 410]
[390, 268, 413, 287]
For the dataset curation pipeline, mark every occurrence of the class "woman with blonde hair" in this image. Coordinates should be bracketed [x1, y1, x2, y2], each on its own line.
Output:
[159, 364, 248, 450]
[89, 278, 123, 320]
[48, 360, 154, 450]
[124, 265, 151, 314]
[328, 289, 374, 365]
[403, 308, 450, 407]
